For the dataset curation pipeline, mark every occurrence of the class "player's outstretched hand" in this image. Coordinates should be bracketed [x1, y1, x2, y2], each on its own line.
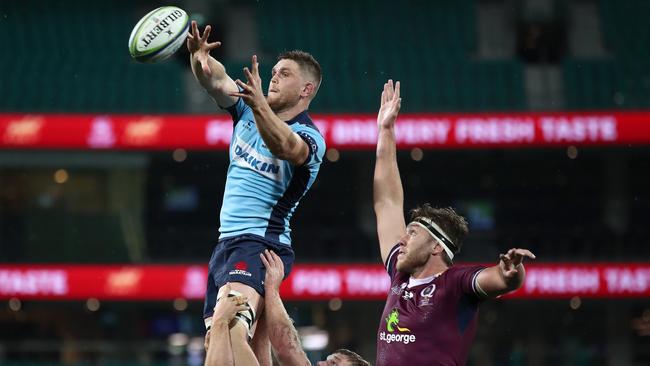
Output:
[499, 248, 536, 278]
[260, 249, 284, 293]
[230, 55, 268, 110]
[377, 79, 401, 129]
[186, 20, 221, 77]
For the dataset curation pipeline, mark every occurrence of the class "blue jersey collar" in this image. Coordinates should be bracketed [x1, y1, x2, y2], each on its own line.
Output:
[286, 110, 312, 125]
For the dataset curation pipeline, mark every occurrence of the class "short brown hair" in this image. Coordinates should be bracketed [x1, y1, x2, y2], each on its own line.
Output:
[333, 349, 371, 366]
[278, 50, 322, 94]
[409, 204, 469, 266]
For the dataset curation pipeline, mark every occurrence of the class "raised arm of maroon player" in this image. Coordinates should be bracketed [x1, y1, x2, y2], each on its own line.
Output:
[373, 80, 406, 264]
[475, 248, 536, 297]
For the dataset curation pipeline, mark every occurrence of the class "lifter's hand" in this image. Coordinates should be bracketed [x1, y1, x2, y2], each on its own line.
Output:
[499, 248, 536, 278]
[229, 55, 268, 110]
[186, 20, 221, 77]
[212, 283, 249, 327]
[377, 79, 401, 129]
[260, 249, 284, 294]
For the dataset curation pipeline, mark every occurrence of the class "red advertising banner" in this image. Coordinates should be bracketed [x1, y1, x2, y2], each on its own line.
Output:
[1, 111, 650, 150]
[1, 263, 649, 301]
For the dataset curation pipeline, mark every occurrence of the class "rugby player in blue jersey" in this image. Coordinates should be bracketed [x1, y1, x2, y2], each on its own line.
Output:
[187, 21, 325, 365]
[373, 80, 536, 366]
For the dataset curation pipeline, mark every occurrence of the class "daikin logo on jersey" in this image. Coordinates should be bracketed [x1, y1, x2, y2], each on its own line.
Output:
[232, 136, 283, 181]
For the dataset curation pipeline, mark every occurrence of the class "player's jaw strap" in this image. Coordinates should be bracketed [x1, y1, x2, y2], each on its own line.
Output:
[412, 217, 459, 260]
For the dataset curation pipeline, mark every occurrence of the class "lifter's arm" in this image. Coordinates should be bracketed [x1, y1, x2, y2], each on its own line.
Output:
[204, 283, 250, 366]
[230, 56, 310, 166]
[260, 250, 311, 366]
[187, 21, 239, 108]
[374, 80, 406, 263]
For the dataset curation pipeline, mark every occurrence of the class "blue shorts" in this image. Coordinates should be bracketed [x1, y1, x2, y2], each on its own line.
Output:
[203, 234, 295, 319]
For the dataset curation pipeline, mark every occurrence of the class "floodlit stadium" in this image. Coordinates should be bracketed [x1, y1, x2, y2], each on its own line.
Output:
[1, 0, 650, 365]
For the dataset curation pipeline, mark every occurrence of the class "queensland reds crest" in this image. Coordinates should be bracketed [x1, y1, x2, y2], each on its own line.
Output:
[419, 284, 436, 306]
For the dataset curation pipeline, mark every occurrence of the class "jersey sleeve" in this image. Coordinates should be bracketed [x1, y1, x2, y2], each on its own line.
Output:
[384, 244, 401, 279]
[449, 265, 487, 300]
[294, 124, 326, 167]
[222, 91, 252, 126]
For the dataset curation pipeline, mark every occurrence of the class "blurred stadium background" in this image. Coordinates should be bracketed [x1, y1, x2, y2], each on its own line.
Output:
[1, 0, 650, 365]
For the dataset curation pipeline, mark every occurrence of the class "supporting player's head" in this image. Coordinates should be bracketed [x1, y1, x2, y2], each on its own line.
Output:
[316, 348, 371, 366]
[267, 50, 322, 113]
[396, 204, 469, 273]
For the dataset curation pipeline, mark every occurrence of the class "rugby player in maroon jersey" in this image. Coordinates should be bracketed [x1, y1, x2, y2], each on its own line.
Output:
[373, 80, 536, 366]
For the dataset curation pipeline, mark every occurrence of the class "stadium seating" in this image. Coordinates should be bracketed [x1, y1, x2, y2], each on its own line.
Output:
[256, 0, 525, 112]
[563, 0, 650, 109]
[0, 0, 185, 113]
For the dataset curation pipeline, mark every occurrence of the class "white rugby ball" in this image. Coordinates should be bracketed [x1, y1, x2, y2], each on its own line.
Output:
[128, 6, 190, 63]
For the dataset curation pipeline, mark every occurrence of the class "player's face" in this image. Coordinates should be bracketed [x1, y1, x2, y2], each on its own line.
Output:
[316, 353, 353, 366]
[396, 224, 435, 273]
[267, 59, 305, 112]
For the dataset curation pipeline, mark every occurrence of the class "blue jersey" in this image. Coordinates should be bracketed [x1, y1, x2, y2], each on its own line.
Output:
[219, 98, 325, 246]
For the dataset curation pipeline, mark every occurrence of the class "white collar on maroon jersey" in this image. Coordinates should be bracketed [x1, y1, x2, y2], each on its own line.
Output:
[407, 269, 446, 289]
[407, 274, 434, 288]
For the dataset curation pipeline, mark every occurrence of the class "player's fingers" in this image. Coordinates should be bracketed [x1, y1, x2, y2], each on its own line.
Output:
[499, 253, 512, 266]
[228, 92, 248, 99]
[515, 249, 536, 259]
[234, 79, 252, 91]
[191, 20, 198, 38]
[206, 41, 221, 50]
[243, 67, 256, 85]
[235, 304, 249, 313]
[202, 25, 212, 42]
[503, 250, 514, 261]
[252, 55, 260, 75]
[269, 250, 283, 267]
[260, 252, 271, 269]
[394, 81, 401, 100]
[233, 295, 248, 305]
[387, 79, 394, 100]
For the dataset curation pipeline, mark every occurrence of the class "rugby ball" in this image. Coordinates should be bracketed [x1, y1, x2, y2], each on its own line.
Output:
[128, 6, 190, 63]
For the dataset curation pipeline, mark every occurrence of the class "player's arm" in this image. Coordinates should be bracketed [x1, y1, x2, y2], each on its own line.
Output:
[373, 80, 406, 263]
[475, 248, 536, 298]
[260, 250, 311, 366]
[204, 283, 250, 366]
[187, 21, 239, 108]
[230, 55, 310, 166]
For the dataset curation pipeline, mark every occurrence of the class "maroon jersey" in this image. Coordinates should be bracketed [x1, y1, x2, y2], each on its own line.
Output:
[376, 244, 486, 366]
